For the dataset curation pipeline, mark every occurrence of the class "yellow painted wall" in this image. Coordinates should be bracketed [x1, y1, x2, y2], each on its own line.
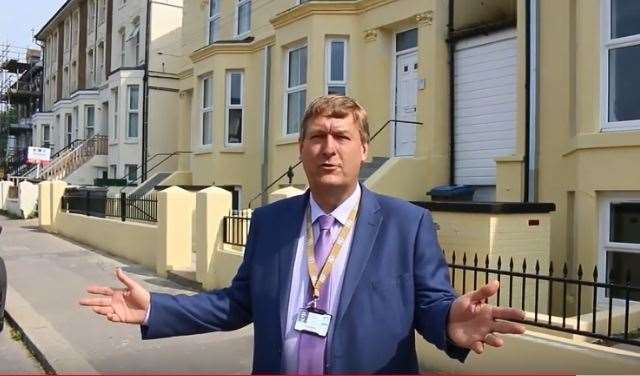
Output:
[54, 211, 159, 269]
[417, 329, 640, 373]
[534, 0, 640, 297]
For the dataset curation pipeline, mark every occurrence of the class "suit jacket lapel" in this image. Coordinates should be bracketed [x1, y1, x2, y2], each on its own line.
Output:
[336, 186, 382, 324]
[278, 191, 309, 338]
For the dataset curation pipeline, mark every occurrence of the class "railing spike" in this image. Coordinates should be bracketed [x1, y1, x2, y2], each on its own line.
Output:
[563, 262, 568, 277]
[577, 264, 583, 279]
[497, 256, 502, 270]
[549, 261, 554, 275]
[509, 257, 514, 270]
[452, 251, 456, 263]
[535, 260, 540, 274]
[485, 254, 489, 268]
[593, 265, 598, 281]
[463, 252, 467, 265]
[522, 258, 527, 273]
[473, 253, 478, 267]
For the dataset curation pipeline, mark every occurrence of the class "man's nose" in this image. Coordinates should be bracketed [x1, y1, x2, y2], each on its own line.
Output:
[321, 135, 337, 156]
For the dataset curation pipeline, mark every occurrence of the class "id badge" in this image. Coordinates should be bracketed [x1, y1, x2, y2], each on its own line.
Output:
[294, 308, 332, 337]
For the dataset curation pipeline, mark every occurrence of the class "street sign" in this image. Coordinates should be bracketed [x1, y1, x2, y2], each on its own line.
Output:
[27, 146, 51, 164]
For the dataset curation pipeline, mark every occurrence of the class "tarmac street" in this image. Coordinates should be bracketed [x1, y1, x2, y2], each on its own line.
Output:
[0, 216, 254, 373]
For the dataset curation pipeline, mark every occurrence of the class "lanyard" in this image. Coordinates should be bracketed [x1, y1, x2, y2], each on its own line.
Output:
[304, 199, 359, 305]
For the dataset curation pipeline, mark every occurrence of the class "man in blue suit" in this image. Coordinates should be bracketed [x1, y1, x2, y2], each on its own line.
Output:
[81, 96, 525, 373]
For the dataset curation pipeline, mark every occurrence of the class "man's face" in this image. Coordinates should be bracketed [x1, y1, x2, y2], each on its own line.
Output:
[299, 114, 368, 192]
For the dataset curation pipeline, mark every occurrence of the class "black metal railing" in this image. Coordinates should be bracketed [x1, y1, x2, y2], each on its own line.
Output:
[118, 151, 192, 191]
[447, 251, 640, 347]
[223, 210, 252, 247]
[61, 190, 157, 223]
[247, 119, 423, 208]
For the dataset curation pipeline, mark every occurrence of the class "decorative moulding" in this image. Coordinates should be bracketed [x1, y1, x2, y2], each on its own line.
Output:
[364, 29, 378, 42]
[416, 11, 434, 26]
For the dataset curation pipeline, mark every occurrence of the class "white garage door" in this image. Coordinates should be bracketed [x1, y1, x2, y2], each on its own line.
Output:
[454, 29, 517, 186]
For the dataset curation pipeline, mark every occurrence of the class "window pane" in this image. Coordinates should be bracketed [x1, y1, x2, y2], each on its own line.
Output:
[287, 90, 305, 134]
[202, 111, 212, 144]
[611, 0, 640, 39]
[209, 19, 218, 43]
[209, 0, 218, 17]
[288, 47, 307, 87]
[129, 86, 139, 109]
[238, 1, 251, 35]
[127, 165, 137, 182]
[228, 108, 242, 143]
[128, 113, 138, 137]
[328, 85, 346, 96]
[230, 73, 242, 105]
[606, 251, 640, 301]
[203, 78, 212, 108]
[396, 28, 418, 52]
[330, 41, 344, 81]
[87, 107, 95, 126]
[610, 203, 640, 244]
[608, 45, 640, 122]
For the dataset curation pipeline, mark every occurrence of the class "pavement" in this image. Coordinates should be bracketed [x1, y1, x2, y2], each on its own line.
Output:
[0, 319, 43, 373]
[0, 216, 254, 373]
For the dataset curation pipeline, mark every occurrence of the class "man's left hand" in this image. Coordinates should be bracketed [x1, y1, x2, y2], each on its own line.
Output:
[447, 280, 526, 354]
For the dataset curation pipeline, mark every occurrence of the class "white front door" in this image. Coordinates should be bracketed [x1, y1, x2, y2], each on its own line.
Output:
[394, 51, 418, 156]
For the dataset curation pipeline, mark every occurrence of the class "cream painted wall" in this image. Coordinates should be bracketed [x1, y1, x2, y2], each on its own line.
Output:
[56, 211, 159, 269]
[534, 0, 640, 298]
[417, 329, 640, 373]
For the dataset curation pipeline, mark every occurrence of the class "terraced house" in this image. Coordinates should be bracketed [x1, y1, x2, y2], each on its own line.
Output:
[29, 0, 183, 187]
[169, 0, 640, 309]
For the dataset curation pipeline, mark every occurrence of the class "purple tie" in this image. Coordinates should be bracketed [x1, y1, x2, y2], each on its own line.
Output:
[297, 214, 335, 374]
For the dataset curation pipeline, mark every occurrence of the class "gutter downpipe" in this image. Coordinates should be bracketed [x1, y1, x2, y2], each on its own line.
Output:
[448, 0, 455, 186]
[141, 0, 151, 182]
[524, 0, 538, 202]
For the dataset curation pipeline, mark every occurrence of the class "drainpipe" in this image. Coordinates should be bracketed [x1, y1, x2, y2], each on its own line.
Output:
[141, 0, 151, 182]
[524, 0, 538, 202]
[447, 0, 456, 186]
[261, 45, 272, 206]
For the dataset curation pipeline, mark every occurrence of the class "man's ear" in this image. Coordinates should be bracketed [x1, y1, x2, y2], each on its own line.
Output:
[361, 142, 369, 162]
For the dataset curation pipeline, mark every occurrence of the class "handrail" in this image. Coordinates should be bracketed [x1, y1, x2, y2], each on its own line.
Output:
[12, 138, 85, 178]
[247, 119, 423, 208]
[118, 151, 192, 192]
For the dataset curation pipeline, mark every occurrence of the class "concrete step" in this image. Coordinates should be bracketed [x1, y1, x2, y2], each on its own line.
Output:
[167, 269, 202, 291]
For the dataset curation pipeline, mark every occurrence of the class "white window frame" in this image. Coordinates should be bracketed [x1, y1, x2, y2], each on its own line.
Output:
[112, 88, 119, 141]
[207, 0, 220, 44]
[283, 43, 307, 136]
[600, 0, 640, 132]
[85, 105, 95, 138]
[325, 37, 348, 95]
[98, 0, 106, 24]
[127, 85, 140, 139]
[200, 75, 213, 146]
[235, 0, 251, 38]
[225, 70, 244, 146]
[598, 192, 640, 304]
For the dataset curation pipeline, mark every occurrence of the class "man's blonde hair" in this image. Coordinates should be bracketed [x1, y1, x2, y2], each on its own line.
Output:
[299, 95, 370, 145]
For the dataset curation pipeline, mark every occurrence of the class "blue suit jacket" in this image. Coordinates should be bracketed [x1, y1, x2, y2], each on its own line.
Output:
[142, 186, 469, 373]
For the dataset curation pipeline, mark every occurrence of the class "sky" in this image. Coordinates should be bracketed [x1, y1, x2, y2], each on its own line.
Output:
[0, 0, 67, 59]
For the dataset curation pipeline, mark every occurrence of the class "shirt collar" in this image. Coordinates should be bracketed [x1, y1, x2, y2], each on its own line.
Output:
[309, 184, 361, 226]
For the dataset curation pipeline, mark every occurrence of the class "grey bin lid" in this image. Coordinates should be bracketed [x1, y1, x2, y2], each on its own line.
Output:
[427, 185, 475, 197]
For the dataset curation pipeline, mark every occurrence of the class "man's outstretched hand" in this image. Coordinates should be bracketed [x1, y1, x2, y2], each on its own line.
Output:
[447, 280, 526, 354]
[79, 268, 150, 324]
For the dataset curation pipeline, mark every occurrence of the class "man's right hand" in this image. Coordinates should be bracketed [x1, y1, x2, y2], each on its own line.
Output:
[79, 268, 150, 324]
